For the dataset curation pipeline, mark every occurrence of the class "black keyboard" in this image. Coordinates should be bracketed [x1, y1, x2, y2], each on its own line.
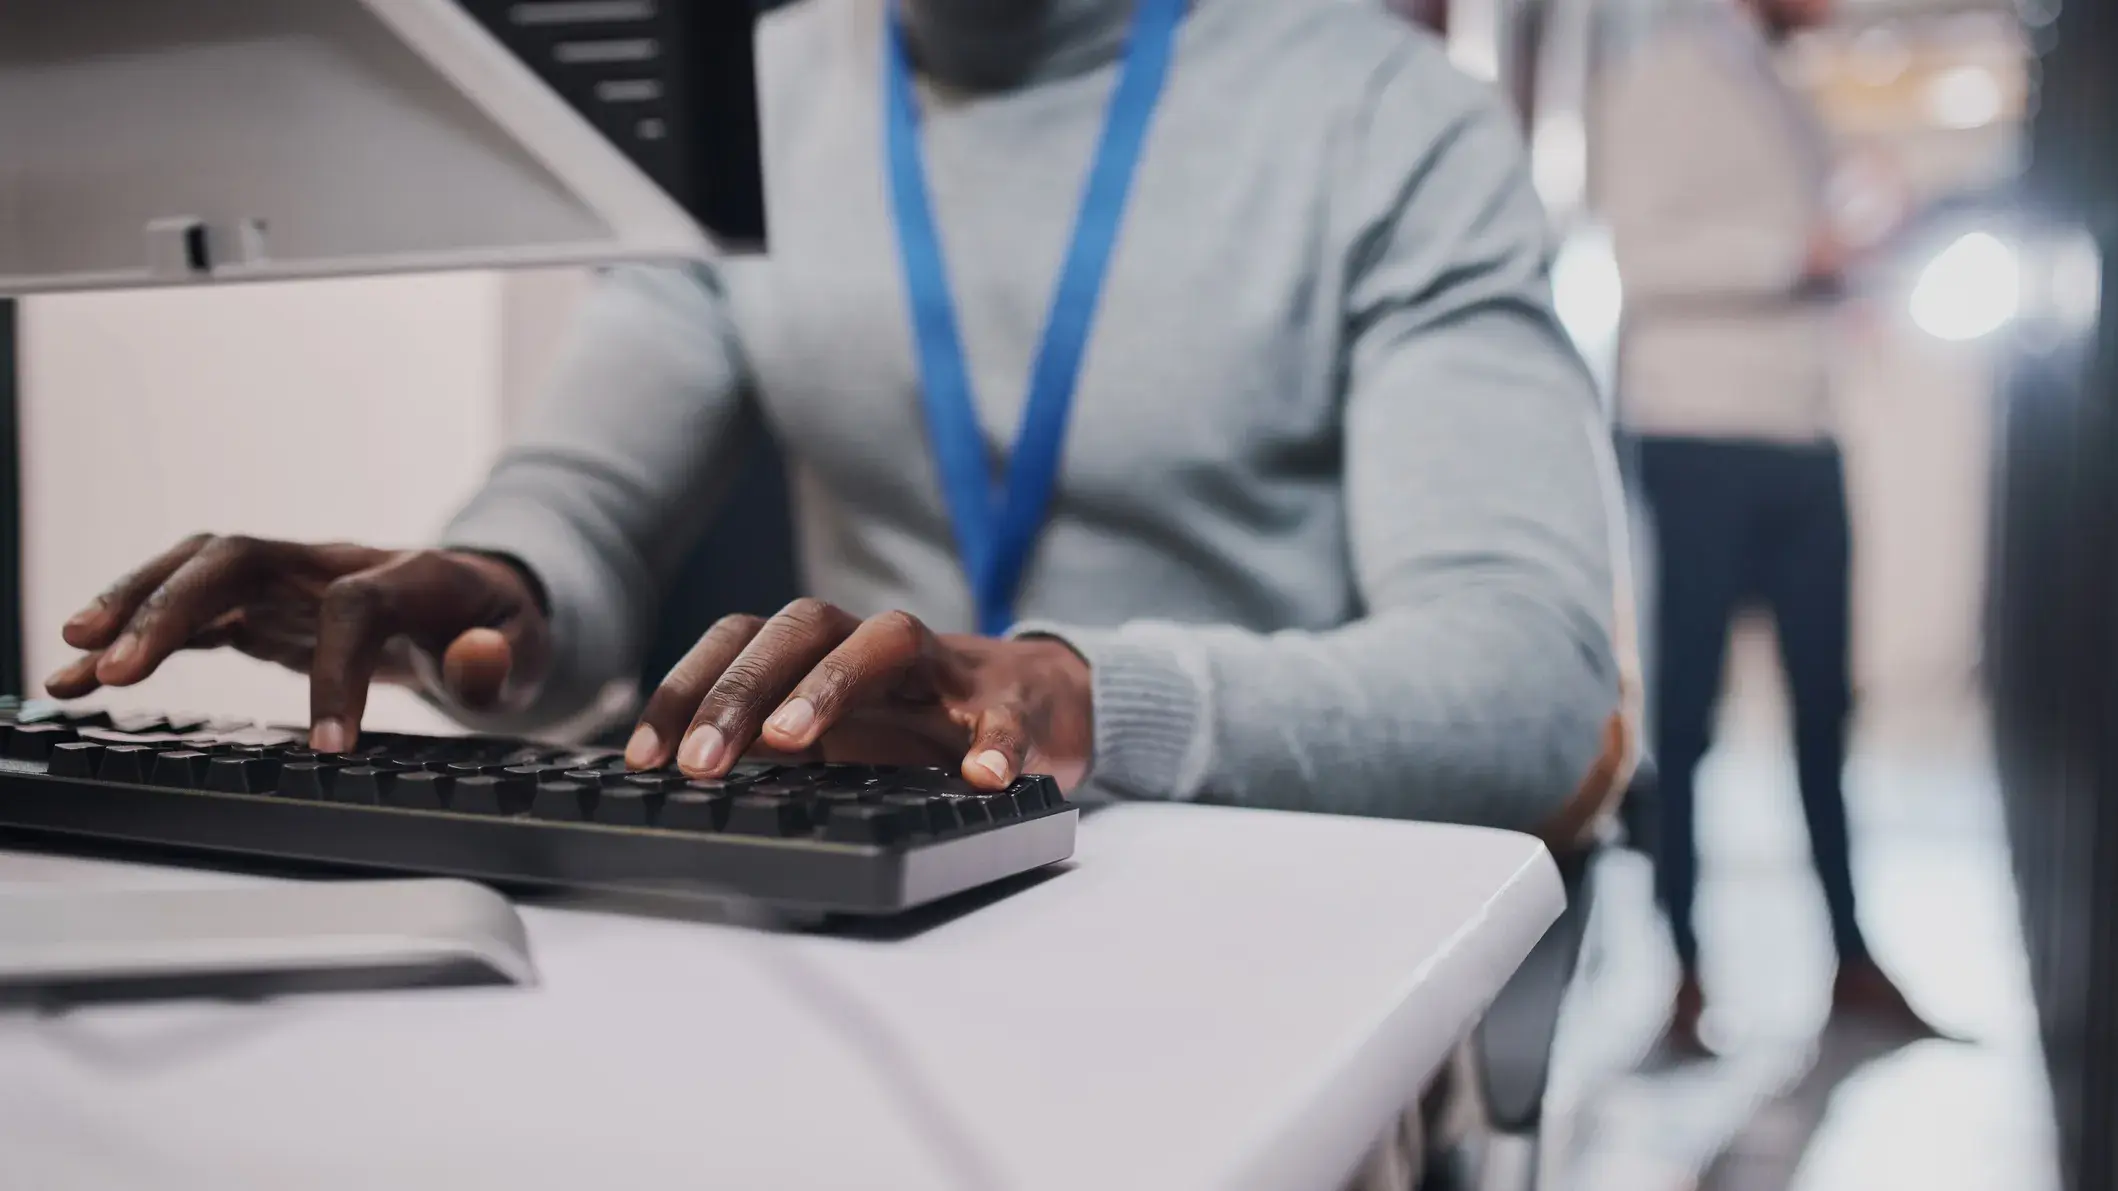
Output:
[0, 701, 1076, 915]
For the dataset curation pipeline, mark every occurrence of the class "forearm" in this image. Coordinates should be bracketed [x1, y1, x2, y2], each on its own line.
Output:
[438, 264, 755, 735]
[1025, 575, 1614, 831]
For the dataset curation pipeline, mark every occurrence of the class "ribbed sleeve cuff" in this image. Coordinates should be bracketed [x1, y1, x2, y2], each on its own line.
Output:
[1009, 622, 1214, 800]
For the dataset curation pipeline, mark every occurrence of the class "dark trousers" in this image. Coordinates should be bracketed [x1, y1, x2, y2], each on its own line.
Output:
[1637, 437, 1870, 972]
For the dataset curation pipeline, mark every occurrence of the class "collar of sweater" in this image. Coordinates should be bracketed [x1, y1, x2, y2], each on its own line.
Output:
[899, 0, 1141, 91]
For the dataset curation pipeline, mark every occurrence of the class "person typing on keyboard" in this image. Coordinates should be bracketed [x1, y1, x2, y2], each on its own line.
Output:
[44, 0, 1621, 838]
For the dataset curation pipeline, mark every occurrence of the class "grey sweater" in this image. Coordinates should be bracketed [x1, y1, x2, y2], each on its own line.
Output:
[442, 0, 1619, 831]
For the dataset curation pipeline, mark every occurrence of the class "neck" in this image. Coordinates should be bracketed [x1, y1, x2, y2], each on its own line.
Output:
[900, 0, 1138, 91]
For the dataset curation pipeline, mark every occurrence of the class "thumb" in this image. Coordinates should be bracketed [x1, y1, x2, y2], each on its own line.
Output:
[441, 627, 516, 710]
[960, 704, 1030, 791]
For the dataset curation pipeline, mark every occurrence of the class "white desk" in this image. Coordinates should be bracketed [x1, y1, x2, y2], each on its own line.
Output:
[0, 804, 1561, 1191]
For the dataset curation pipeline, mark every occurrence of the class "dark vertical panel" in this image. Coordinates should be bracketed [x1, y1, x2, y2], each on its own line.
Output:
[455, 0, 767, 244]
[1993, 3, 2118, 1188]
[0, 300, 22, 698]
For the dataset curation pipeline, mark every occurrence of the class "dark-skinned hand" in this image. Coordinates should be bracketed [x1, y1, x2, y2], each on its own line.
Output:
[48, 542, 1090, 792]
[623, 599, 1093, 792]
[44, 535, 550, 753]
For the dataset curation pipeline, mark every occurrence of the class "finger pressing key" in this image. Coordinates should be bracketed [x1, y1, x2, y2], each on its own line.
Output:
[761, 610, 932, 754]
[960, 704, 1031, 791]
[678, 598, 858, 778]
[628, 614, 767, 770]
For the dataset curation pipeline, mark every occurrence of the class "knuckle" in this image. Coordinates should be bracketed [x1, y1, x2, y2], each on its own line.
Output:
[807, 656, 862, 701]
[704, 660, 773, 723]
[870, 609, 924, 641]
[707, 613, 765, 643]
[131, 583, 178, 627]
[320, 576, 385, 623]
[776, 597, 843, 633]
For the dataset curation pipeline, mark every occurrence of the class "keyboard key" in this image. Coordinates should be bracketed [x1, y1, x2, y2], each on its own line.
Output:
[454, 773, 532, 816]
[892, 766, 977, 797]
[95, 744, 157, 784]
[445, 761, 501, 779]
[623, 773, 683, 793]
[882, 794, 960, 836]
[328, 766, 396, 806]
[978, 792, 1021, 821]
[726, 795, 812, 838]
[953, 797, 992, 827]
[821, 763, 895, 785]
[388, 771, 452, 810]
[47, 741, 104, 779]
[1010, 776, 1060, 812]
[658, 786, 731, 832]
[562, 768, 631, 789]
[593, 786, 655, 826]
[822, 804, 906, 846]
[531, 779, 595, 822]
[275, 761, 338, 800]
[108, 711, 169, 734]
[8, 723, 77, 761]
[149, 750, 212, 789]
[204, 756, 280, 794]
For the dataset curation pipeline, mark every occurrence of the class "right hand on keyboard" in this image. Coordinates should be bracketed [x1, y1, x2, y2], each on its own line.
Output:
[43, 536, 550, 753]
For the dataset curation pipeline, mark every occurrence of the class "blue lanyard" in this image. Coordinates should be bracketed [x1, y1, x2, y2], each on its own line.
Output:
[883, 0, 1184, 636]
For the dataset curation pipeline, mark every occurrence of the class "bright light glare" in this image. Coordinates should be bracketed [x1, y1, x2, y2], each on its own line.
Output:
[1551, 229, 1625, 353]
[1910, 232, 2021, 341]
[1925, 65, 2005, 130]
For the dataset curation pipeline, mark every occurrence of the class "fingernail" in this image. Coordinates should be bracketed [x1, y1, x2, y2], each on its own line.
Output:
[967, 749, 1012, 785]
[624, 723, 662, 769]
[678, 725, 725, 774]
[63, 602, 102, 632]
[311, 718, 349, 754]
[103, 635, 138, 670]
[766, 698, 815, 741]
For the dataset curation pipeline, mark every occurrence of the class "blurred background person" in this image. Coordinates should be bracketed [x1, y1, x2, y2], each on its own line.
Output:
[1596, 0, 1942, 1057]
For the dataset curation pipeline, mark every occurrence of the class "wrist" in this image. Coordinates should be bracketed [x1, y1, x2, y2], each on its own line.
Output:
[448, 549, 549, 617]
[1006, 621, 1212, 800]
[1011, 635, 1095, 789]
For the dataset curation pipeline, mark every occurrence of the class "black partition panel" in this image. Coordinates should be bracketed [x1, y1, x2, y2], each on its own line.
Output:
[1991, 2, 2118, 1187]
[0, 300, 22, 698]
[457, 0, 767, 245]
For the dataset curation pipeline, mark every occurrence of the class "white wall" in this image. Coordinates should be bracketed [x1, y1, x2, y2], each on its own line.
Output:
[19, 273, 512, 733]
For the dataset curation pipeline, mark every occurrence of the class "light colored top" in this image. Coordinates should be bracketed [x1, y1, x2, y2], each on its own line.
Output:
[1594, 4, 1839, 443]
[441, 0, 1619, 832]
[0, 804, 1564, 1191]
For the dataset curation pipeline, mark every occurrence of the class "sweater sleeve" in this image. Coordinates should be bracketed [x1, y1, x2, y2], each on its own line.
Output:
[436, 262, 758, 736]
[1019, 53, 1619, 832]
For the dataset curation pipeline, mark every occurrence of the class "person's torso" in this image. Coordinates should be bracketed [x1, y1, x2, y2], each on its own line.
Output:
[1609, 19, 1839, 445]
[722, 0, 1397, 633]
